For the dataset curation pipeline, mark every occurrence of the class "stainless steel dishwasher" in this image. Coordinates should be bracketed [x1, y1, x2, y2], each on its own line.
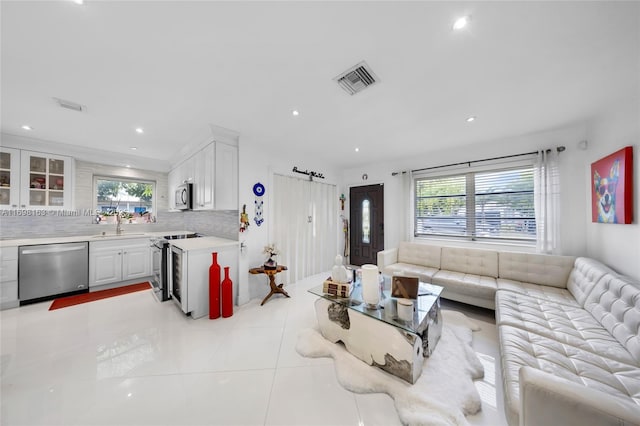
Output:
[19, 242, 89, 303]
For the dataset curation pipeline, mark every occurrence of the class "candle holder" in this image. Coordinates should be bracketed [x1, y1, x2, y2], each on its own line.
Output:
[361, 264, 380, 308]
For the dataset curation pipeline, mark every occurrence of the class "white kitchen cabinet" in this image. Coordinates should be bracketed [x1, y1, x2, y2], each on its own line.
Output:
[214, 141, 238, 210]
[193, 143, 214, 210]
[89, 238, 151, 289]
[0, 246, 19, 310]
[168, 140, 238, 211]
[122, 244, 151, 281]
[19, 150, 73, 209]
[0, 148, 20, 209]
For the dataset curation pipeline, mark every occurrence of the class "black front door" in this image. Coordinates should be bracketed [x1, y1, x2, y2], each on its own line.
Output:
[349, 184, 384, 266]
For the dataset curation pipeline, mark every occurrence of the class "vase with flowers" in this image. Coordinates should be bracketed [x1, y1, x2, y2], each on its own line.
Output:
[263, 244, 279, 270]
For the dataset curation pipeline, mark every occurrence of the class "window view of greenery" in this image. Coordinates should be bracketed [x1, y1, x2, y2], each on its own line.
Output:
[96, 178, 155, 224]
[415, 167, 535, 241]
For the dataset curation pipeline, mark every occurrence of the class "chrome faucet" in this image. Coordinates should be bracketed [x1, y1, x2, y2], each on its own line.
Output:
[115, 212, 123, 235]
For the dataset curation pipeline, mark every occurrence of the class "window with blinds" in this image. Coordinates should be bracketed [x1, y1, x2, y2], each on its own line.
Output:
[415, 166, 536, 241]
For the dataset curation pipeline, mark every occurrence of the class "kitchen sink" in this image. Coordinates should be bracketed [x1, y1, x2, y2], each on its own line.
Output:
[91, 233, 147, 239]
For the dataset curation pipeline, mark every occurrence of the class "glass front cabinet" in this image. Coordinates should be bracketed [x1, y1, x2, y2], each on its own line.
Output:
[0, 148, 20, 208]
[19, 151, 72, 209]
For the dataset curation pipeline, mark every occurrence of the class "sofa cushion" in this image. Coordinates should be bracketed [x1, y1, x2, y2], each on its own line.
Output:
[497, 279, 580, 307]
[498, 251, 575, 288]
[440, 247, 498, 278]
[499, 325, 640, 426]
[583, 273, 640, 364]
[397, 242, 441, 269]
[382, 262, 439, 284]
[496, 290, 637, 365]
[431, 270, 497, 300]
[567, 257, 617, 306]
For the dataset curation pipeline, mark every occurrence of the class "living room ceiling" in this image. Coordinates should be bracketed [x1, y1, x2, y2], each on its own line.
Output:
[1, 1, 638, 169]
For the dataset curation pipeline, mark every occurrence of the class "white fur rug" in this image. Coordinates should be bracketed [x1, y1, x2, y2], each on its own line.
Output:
[296, 310, 484, 426]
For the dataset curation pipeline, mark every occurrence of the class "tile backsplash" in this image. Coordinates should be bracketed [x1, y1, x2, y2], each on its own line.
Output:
[0, 210, 238, 241]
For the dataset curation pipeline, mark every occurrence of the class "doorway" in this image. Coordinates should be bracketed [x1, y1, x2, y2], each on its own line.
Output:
[272, 174, 337, 283]
[349, 184, 384, 266]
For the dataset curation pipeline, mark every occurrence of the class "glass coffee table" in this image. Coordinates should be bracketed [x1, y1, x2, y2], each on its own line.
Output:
[309, 276, 443, 384]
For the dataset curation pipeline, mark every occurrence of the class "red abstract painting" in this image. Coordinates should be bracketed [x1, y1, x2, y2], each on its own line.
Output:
[591, 146, 634, 224]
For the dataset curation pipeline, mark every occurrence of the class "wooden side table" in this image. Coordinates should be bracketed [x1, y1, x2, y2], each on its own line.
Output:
[249, 265, 289, 306]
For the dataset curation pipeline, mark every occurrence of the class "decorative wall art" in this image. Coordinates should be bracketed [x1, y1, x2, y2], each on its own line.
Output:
[591, 146, 633, 224]
[253, 182, 265, 226]
[239, 204, 250, 232]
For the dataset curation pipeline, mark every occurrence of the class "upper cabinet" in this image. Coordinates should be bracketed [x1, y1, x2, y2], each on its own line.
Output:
[0, 148, 20, 208]
[0, 148, 73, 210]
[20, 151, 73, 209]
[169, 140, 238, 211]
[193, 143, 214, 210]
[214, 141, 238, 211]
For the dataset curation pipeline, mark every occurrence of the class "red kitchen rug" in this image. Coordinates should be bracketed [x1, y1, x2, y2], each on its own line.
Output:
[49, 282, 151, 311]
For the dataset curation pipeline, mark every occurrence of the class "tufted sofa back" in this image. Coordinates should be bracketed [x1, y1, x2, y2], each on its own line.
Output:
[567, 257, 617, 306]
[583, 273, 640, 364]
[498, 251, 575, 288]
[397, 242, 441, 269]
[440, 247, 498, 278]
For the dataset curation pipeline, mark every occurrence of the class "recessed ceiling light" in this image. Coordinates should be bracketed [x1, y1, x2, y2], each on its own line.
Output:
[72, 0, 84, 5]
[355, 148, 360, 152]
[125, 165, 131, 168]
[453, 15, 471, 31]
[21, 125, 32, 131]
[466, 116, 476, 122]
[135, 127, 144, 134]
[292, 110, 300, 116]
[130, 147, 138, 151]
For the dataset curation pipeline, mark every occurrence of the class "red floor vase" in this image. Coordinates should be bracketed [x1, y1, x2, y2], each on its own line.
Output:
[221, 266, 233, 318]
[209, 252, 221, 319]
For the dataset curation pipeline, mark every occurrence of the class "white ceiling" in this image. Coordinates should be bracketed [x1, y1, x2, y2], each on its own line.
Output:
[2, 1, 639, 170]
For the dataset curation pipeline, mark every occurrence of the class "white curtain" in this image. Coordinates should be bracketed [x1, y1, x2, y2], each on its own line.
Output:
[403, 170, 414, 241]
[273, 174, 337, 283]
[534, 149, 561, 254]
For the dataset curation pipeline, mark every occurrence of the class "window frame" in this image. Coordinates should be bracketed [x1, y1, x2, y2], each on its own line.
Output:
[93, 175, 157, 224]
[413, 164, 536, 244]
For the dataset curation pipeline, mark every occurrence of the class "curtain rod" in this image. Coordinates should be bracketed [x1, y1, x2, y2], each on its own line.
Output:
[392, 146, 565, 176]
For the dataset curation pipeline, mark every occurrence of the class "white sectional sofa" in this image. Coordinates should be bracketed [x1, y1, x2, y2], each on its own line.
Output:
[377, 242, 640, 426]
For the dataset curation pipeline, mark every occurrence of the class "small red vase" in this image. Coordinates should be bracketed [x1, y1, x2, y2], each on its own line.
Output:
[221, 266, 233, 318]
[209, 252, 221, 319]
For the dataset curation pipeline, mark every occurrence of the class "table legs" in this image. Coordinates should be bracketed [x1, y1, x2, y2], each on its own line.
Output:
[260, 274, 290, 305]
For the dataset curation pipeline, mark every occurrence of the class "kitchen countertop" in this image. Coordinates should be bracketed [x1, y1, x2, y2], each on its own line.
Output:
[0, 230, 236, 247]
[169, 236, 238, 251]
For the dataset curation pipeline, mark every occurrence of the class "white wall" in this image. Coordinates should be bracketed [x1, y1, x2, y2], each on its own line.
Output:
[585, 98, 640, 279]
[341, 123, 590, 257]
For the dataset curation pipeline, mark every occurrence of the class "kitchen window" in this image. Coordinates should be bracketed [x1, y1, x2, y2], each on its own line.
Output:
[414, 166, 536, 242]
[94, 177, 156, 224]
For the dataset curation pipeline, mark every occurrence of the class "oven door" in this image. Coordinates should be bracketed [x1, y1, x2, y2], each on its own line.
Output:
[150, 243, 162, 298]
[150, 241, 171, 302]
[170, 245, 188, 313]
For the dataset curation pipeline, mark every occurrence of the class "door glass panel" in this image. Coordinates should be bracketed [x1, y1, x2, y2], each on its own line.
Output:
[362, 199, 370, 244]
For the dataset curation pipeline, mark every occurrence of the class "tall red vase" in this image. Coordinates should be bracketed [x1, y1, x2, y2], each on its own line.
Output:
[221, 266, 233, 318]
[209, 252, 221, 319]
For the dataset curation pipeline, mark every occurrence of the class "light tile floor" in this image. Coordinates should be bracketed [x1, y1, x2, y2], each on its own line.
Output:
[1, 272, 508, 425]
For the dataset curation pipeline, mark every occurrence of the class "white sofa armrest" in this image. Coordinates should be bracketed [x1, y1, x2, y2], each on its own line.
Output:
[377, 248, 398, 270]
[519, 366, 640, 426]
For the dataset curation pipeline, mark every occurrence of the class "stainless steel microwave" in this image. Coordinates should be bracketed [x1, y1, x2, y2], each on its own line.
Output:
[175, 183, 193, 210]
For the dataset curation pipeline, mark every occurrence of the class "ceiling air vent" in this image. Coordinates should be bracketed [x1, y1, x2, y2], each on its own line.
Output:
[334, 61, 379, 95]
[53, 97, 85, 112]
